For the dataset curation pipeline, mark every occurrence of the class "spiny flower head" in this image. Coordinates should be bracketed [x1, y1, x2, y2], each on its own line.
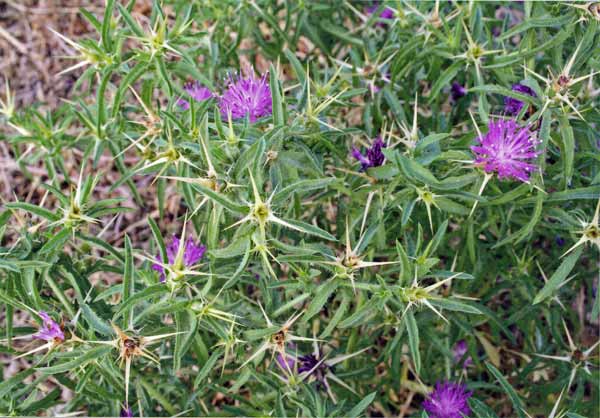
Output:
[177, 81, 213, 110]
[504, 83, 536, 115]
[471, 119, 538, 182]
[152, 235, 206, 282]
[219, 72, 272, 122]
[352, 137, 386, 171]
[452, 340, 473, 368]
[423, 381, 472, 418]
[33, 311, 65, 343]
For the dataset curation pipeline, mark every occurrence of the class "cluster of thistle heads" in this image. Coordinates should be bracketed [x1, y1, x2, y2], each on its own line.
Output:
[3, 1, 600, 417]
[16, 66, 545, 414]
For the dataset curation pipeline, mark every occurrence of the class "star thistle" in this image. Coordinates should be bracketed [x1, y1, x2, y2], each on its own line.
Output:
[177, 81, 213, 110]
[33, 311, 65, 343]
[152, 235, 206, 282]
[422, 381, 472, 418]
[276, 342, 370, 403]
[219, 72, 272, 122]
[471, 119, 539, 183]
[352, 137, 386, 171]
[562, 199, 600, 257]
[91, 325, 181, 405]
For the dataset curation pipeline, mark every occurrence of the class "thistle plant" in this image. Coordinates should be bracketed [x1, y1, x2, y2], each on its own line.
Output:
[0, 1, 598, 417]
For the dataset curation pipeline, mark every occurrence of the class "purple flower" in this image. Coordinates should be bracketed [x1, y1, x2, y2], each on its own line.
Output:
[33, 311, 65, 343]
[452, 340, 473, 368]
[177, 81, 213, 110]
[298, 353, 331, 380]
[276, 352, 296, 372]
[352, 137, 386, 171]
[504, 83, 536, 115]
[451, 82, 467, 102]
[471, 119, 538, 182]
[152, 235, 206, 282]
[219, 72, 272, 122]
[120, 406, 133, 417]
[366, 4, 395, 27]
[423, 381, 472, 418]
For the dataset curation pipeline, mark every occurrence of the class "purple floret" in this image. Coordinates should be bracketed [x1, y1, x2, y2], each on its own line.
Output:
[219, 72, 272, 122]
[451, 82, 467, 102]
[276, 352, 296, 372]
[120, 406, 133, 417]
[423, 381, 472, 418]
[471, 119, 538, 182]
[352, 137, 386, 171]
[33, 311, 65, 343]
[152, 235, 206, 282]
[177, 81, 213, 110]
[504, 83, 536, 115]
[366, 4, 395, 27]
[452, 340, 473, 368]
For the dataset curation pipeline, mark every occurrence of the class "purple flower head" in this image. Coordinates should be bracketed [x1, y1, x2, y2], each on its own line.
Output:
[298, 353, 332, 381]
[504, 83, 536, 115]
[451, 82, 467, 102]
[352, 137, 386, 171]
[423, 381, 472, 418]
[152, 235, 206, 282]
[219, 72, 272, 122]
[366, 4, 395, 27]
[452, 340, 473, 368]
[471, 119, 538, 182]
[120, 406, 133, 417]
[177, 81, 213, 110]
[33, 311, 65, 343]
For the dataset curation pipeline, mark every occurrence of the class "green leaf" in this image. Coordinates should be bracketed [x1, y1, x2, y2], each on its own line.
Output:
[303, 279, 339, 321]
[194, 349, 222, 388]
[428, 298, 482, 315]
[0, 368, 35, 398]
[114, 284, 169, 318]
[276, 217, 336, 241]
[39, 228, 71, 255]
[558, 116, 574, 188]
[486, 363, 525, 418]
[81, 304, 113, 336]
[174, 309, 198, 371]
[191, 184, 248, 215]
[123, 235, 134, 329]
[391, 151, 439, 186]
[270, 64, 284, 126]
[117, 3, 144, 37]
[273, 293, 311, 318]
[38, 346, 112, 375]
[101, 0, 116, 51]
[5, 202, 60, 222]
[272, 178, 336, 204]
[405, 310, 421, 374]
[428, 61, 462, 103]
[347, 391, 377, 418]
[533, 246, 584, 305]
